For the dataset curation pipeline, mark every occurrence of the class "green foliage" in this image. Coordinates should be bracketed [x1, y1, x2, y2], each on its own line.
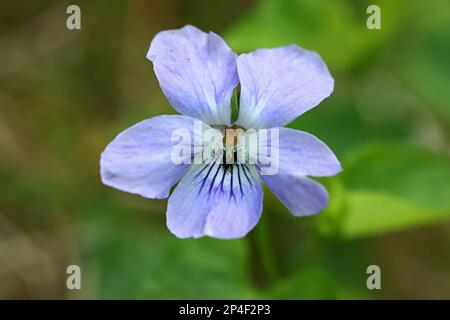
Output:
[340, 191, 448, 239]
[342, 143, 450, 210]
[317, 143, 450, 238]
[226, 0, 406, 72]
[267, 265, 339, 299]
[85, 214, 255, 299]
[136, 238, 254, 299]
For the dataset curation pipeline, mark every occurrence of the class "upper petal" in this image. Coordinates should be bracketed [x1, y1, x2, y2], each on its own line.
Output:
[147, 25, 238, 126]
[235, 45, 334, 129]
[100, 115, 207, 199]
[166, 164, 263, 239]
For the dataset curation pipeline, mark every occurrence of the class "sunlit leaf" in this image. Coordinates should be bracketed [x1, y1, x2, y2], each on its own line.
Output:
[325, 143, 450, 238]
[340, 191, 449, 239]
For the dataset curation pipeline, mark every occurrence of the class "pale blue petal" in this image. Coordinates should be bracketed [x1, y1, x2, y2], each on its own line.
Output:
[235, 45, 334, 129]
[147, 25, 238, 126]
[262, 174, 329, 216]
[258, 127, 342, 177]
[258, 127, 340, 216]
[166, 164, 263, 239]
[100, 115, 206, 199]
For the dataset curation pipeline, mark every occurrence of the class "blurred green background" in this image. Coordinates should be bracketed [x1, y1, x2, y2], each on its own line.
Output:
[1, 0, 450, 299]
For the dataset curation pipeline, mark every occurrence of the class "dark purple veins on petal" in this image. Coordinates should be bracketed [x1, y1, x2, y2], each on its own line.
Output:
[241, 164, 253, 189]
[195, 160, 252, 201]
[197, 163, 217, 195]
[194, 161, 213, 179]
[208, 164, 222, 196]
[219, 166, 227, 193]
[229, 165, 235, 200]
[237, 165, 244, 197]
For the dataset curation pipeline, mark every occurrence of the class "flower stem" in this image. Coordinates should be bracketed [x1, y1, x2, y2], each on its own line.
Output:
[249, 211, 279, 286]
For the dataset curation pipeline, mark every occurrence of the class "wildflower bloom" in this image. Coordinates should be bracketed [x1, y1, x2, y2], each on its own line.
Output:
[100, 25, 341, 239]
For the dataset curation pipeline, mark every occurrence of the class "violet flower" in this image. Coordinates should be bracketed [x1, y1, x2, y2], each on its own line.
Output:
[100, 25, 341, 239]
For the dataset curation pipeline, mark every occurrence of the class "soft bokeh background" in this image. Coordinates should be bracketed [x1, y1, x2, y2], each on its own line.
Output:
[1, 0, 450, 299]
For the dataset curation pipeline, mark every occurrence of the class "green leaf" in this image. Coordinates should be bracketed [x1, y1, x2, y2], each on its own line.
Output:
[327, 143, 450, 238]
[340, 191, 449, 239]
[231, 84, 240, 123]
[342, 143, 450, 210]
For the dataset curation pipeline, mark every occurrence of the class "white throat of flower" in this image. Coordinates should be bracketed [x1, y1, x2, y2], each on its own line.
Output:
[196, 125, 257, 166]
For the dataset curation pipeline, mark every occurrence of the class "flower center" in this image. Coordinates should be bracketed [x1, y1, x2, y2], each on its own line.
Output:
[222, 125, 243, 169]
[223, 125, 242, 147]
